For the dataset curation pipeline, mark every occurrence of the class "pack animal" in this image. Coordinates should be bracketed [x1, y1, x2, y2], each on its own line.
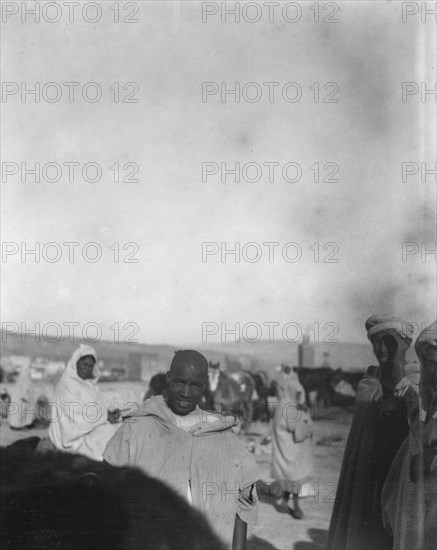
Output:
[293, 366, 335, 406]
[206, 362, 255, 431]
[0, 442, 225, 550]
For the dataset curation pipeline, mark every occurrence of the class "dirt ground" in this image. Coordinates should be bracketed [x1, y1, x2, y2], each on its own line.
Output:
[0, 405, 351, 550]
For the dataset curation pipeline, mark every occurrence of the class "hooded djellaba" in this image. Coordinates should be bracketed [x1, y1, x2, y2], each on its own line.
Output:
[381, 321, 437, 550]
[326, 314, 420, 550]
[48, 345, 120, 461]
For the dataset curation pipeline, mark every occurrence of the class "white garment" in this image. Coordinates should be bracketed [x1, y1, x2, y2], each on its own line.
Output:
[8, 363, 35, 429]
[48, 344, 119, 461]
[168, 404, 221, 503]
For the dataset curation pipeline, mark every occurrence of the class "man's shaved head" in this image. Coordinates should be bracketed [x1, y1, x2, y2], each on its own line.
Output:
[169, 350, 208, 377]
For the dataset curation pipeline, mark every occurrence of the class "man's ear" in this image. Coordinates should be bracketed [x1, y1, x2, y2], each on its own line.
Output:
[166, 371, 171, 383]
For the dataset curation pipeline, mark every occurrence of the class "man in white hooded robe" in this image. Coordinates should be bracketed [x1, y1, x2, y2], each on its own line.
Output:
[49, 345, 119, 461]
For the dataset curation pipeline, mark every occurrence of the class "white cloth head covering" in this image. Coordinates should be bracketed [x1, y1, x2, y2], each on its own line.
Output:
[48, 344, 118, 461]
[62, 344, 99, 385]
[365, 314, 415, 344]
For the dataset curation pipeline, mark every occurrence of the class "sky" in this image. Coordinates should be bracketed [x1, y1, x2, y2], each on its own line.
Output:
[1, 1, 436, 348]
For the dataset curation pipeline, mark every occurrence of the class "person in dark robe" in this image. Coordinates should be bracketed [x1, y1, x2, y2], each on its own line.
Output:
[326, 314, 419, 550]
[382, 321, 437, 550]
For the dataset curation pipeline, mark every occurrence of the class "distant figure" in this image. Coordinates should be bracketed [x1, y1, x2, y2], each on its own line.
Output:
[276, 365, 306, 403]
[270, 367, 313, 518]
[104, 350, 259, 550]
[143, 372, 167, 401]
[49, 345, 120, 461]
[327, 314, 419, 550]
[0, 367, 11, 423]
[8, 363, 35, 429]
[382, 321, 437, 550]
[35, 395, 51, 427]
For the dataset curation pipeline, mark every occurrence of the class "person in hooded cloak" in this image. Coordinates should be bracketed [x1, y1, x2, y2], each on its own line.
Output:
[381, 321, 437, 550]
[270, 365, 314, 518]
[48, 344, 120, 461]
[326, 314, 419, 550]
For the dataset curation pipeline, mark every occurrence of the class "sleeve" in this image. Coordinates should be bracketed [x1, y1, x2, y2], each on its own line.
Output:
[236, 442, 260, 525]
[102, 421, 132, 467]
[236, 482, 258, 525]
[289, 411, 313, 443]
[356, 369, 382, 403]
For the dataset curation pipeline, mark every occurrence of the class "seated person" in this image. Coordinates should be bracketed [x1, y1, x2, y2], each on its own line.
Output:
[49, 345, 120, 461]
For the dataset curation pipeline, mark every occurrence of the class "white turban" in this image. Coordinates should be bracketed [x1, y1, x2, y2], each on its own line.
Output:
[365, 314, 415, 344]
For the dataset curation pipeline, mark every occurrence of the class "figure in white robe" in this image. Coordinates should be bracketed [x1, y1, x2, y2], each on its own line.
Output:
[49, 345, 119, 461]
[8, 363, 35, 429]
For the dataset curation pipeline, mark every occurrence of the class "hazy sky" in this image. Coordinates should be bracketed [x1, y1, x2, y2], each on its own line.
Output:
[2, 1, 436, 347]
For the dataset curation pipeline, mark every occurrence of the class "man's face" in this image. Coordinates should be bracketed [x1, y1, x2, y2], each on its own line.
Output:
[371, 332, 397, 366]
[166, 363, 207, 416]
[76, 355, 96, 380]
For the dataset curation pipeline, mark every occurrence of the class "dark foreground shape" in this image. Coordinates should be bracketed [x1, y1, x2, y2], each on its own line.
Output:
[0, 445, 225, 550]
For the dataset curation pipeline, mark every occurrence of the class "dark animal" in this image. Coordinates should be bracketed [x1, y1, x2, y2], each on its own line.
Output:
[251, 370, 277, 422]
[144, 372, 168, 401]
[293, 366, 335, 406]
[329, 368, 363, 406]
[331, 368, 363, 392]
[205, 362, 255, 431]
[0, 443, 225, 550]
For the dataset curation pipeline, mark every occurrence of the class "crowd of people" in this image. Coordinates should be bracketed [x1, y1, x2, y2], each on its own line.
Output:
[1, 314, 436, 550]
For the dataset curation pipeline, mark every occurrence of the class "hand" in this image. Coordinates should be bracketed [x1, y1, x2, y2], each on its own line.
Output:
[107, 408, 120, 424]
[410, 449, 437, 482]
[393, 371, 420, 399]
[389, 331, 409, 382]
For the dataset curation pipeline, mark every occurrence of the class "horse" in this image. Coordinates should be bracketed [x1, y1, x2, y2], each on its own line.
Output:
[329, 368, 363, 407]
[250, 370, 278, 422]
[292, 366, 335, 406]
[205, 362, 256, 432]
